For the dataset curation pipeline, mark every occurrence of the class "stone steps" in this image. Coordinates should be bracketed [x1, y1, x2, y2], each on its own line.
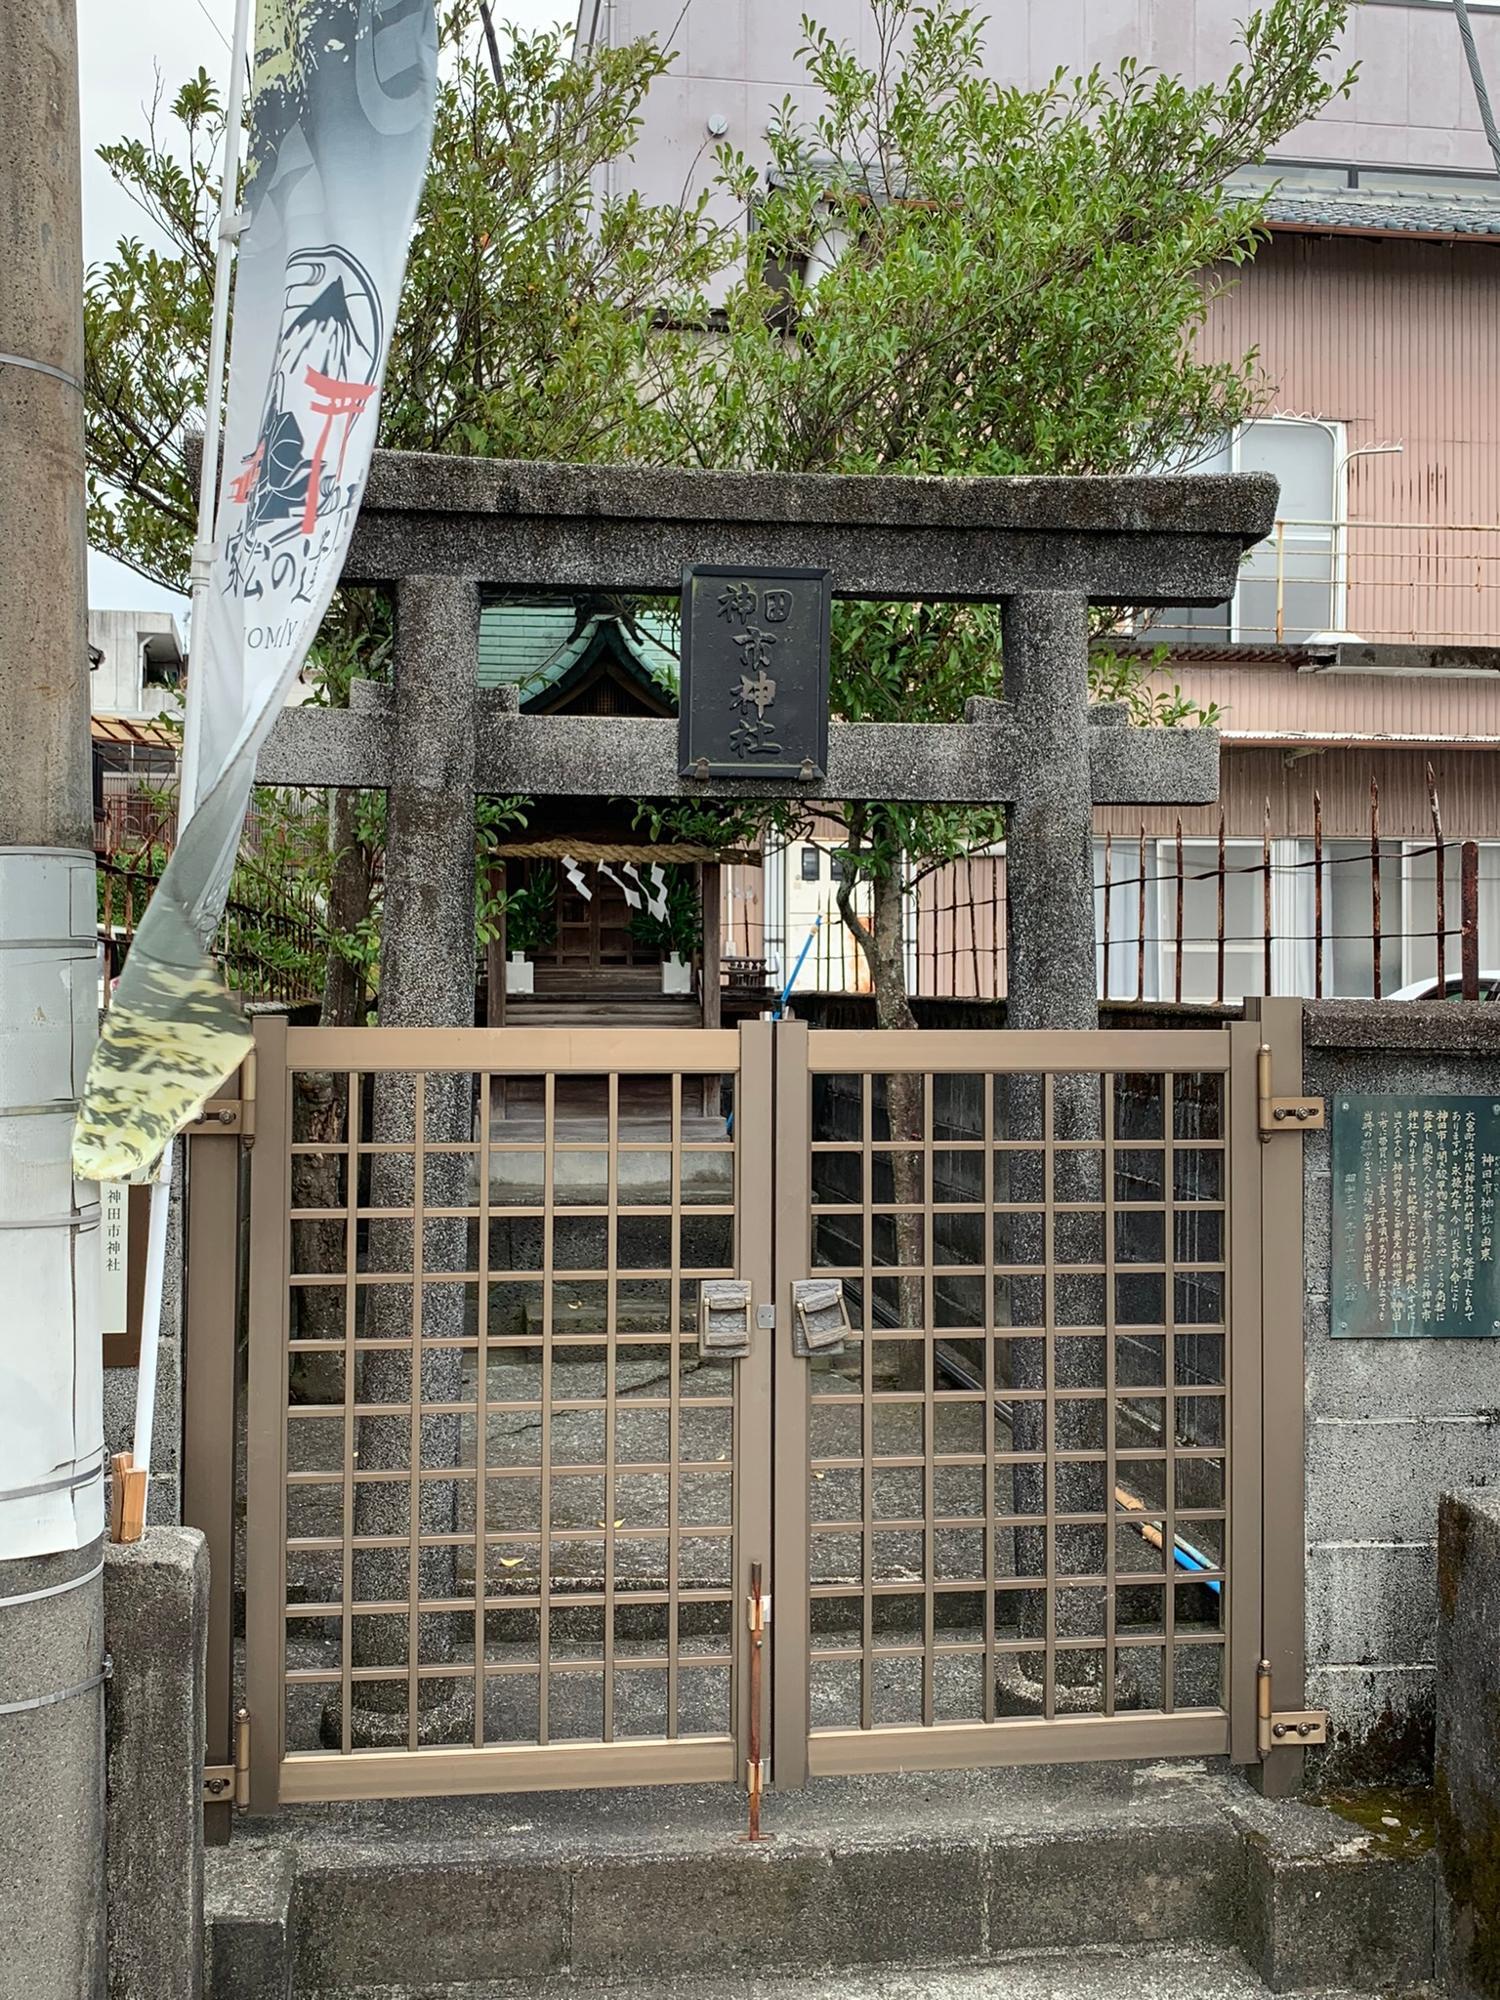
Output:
[205, 1763, 1438, 2000]
[502, 996, 703, 1029]
[297, 1949, 1436, 2000]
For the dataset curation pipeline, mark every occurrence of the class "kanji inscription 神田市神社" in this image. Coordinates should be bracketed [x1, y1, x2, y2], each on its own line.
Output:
[679, 564, 831, 780]
[1331, 1093, 1500, 1338]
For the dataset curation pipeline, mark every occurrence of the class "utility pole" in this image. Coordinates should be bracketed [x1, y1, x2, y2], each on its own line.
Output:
[0, 2, 107, 1995]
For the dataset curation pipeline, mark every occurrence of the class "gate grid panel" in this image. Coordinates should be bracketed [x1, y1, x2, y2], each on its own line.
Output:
[245, 1023, 770, 1806]
[779, 1027, 1257, 1777]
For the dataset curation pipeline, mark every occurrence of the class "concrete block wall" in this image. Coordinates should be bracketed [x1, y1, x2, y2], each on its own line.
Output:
[102, 1144, 185, 1526]
[1303, 1004, 1500, 1784]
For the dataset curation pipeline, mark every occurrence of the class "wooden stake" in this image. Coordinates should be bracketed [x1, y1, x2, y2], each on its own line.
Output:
[110, 1450, 147, 1543]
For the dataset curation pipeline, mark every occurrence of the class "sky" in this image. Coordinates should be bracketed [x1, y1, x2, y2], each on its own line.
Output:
[78, 0, 573, 619]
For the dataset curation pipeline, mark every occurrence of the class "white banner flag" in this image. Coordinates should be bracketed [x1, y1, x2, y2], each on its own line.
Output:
[74, 0, 438, 1182]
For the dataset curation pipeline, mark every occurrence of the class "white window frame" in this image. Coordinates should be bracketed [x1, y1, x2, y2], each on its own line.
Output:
[1398, 839, 1500, 993]
[1291, 834, 1406, 998]
[1227, 416, 1348, 643]
[1095, 835, 1161, 1002]
[1150, 836, 1303, 1004]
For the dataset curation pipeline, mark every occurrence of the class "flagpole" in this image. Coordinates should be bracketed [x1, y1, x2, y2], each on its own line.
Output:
[181, 0, 254, 813]
[123, 0, 254, 1537]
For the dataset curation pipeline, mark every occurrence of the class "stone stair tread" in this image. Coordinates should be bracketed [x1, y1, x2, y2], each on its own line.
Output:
[299, 1944, 1431, 2000]
[208, 1765, 1439, 2000]
[239, 1759, 1237, 1863]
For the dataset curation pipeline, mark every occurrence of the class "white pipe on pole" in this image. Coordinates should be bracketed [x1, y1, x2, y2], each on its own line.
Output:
[0, 852, 104, 1559]
[129, 0, 254, 1507]
[1453, 0, 1500, 177]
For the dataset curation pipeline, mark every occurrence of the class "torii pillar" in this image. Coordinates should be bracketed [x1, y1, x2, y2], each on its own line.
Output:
[996, 590, 1103, 1032]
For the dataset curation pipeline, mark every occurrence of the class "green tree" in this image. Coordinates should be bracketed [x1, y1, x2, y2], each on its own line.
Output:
[653, 0, 1352, 1028]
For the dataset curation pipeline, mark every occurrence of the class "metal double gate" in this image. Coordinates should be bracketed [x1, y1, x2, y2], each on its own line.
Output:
[242, 1013, 1303, 1809]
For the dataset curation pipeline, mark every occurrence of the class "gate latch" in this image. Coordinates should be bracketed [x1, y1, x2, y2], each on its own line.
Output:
[792, 1279, 852, 1357]
[1257, 1045, 1325, 1142]
[1256, 1659, 1327, 1753]
[699, 1281, 754, 1360]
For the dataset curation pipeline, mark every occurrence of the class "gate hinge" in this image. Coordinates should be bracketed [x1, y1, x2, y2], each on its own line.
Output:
[1260, 1097, 1325, 1138]
[1256, 1659, 1327, 1754]
[1257, 1045, 1325, 1142]
[190, 1055, 257, 1146]
[202, 1764, 235, 1803]
[188, 1099, 244, 1137]
[204, 1709, 253, 1809]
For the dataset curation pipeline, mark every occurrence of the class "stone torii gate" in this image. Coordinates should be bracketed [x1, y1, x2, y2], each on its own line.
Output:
[256, 454, 1276, 1027]
[243, 454, 1276, 1754]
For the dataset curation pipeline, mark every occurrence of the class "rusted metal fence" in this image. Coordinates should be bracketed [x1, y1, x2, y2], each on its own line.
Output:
[719, 784, 1495, 1008]
[95, 777, 332, 1008]
[100, 855, 326, 1008]
[912, 855, 1006, 1001]
[906, 775, 1490, 1006]
[1094, 790, 1483, 1007]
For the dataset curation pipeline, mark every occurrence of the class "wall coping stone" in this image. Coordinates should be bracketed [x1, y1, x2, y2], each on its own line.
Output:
[1305, 1000, 1500, 1053]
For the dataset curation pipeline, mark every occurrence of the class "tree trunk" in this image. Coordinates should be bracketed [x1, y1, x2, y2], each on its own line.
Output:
[319, 787, 374, 1030]
[867, 866, 918, 1034]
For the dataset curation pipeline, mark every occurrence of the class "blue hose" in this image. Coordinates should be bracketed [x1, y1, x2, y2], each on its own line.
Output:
[776, 915, 823, 1018]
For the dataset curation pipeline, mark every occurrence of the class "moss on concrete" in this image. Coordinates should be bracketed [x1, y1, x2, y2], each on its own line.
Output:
[1440, 1492, 1473, 1623]
[1322, 1786, 1436, 1858]
[1318, 1699, 1436, 1789]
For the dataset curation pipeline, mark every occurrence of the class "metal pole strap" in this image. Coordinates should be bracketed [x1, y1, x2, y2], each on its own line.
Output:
[0, 1559, 105, 1611]
[0, 350, 85, 393]
[0, 1660, 112, 1717]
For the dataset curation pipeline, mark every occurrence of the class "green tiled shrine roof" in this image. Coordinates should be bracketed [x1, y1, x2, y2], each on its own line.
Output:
[477, 601, 679, 704]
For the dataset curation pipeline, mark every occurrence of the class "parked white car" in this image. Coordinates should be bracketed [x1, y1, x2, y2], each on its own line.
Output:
[1388, 971, 1500, 1001]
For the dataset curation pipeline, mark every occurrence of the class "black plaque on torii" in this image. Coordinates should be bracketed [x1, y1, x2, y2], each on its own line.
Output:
[679, 564, 832, 781]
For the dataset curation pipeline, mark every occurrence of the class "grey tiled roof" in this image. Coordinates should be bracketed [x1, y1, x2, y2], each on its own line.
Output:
[773, 157, 1500, 240]
[1258, 185, 1500, 238]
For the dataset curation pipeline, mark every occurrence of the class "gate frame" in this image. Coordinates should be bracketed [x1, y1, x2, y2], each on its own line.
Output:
[1244, 996, 1311, 1797]
[193, 1007, 1312, 1812]
[771, 1022, 1276, 1783]
[242, 1017, 773, 1810]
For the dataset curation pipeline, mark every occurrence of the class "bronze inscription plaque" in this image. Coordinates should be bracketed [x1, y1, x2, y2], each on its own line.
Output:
[1331, 1093, 1500, 1338]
